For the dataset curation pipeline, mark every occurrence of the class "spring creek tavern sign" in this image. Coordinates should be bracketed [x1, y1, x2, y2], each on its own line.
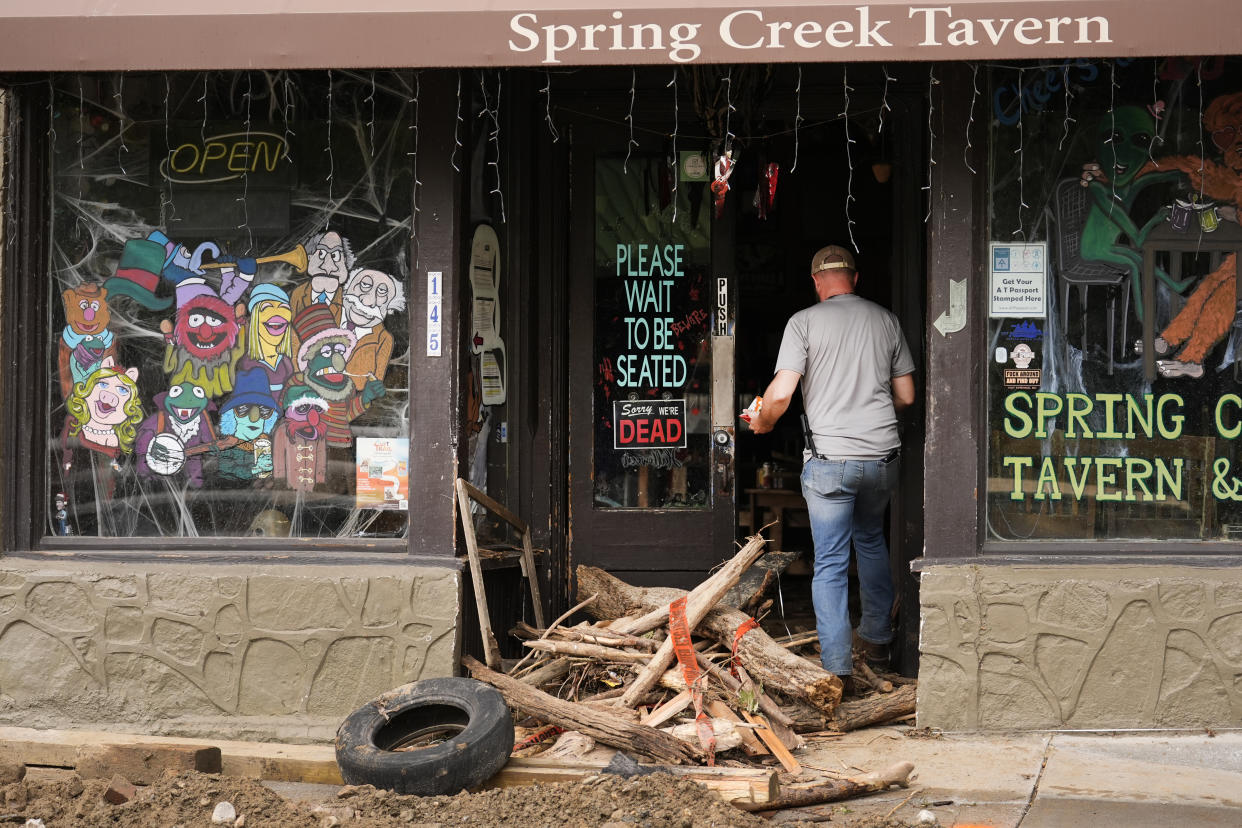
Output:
[1001, 392, 1242, 505]
[507, 6, 1115, 64]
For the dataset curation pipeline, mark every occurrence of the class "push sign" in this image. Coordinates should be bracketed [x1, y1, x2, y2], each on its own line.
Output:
[614, 399, 687, 449]
[715, 277, 728, 336]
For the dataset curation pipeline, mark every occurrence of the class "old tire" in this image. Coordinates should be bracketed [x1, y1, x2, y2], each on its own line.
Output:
[335, 677, 513, 796]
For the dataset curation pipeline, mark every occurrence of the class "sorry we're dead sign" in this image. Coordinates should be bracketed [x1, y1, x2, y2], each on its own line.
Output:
[614, 399, 687, 450]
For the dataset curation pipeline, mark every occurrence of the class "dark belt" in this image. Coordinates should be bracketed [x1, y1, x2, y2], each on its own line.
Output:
[809, 446, 901, 462]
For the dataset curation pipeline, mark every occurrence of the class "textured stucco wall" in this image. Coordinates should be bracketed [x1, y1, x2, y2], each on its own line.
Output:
[918, 564, 1242, 730]
[0, 558, 460, 742]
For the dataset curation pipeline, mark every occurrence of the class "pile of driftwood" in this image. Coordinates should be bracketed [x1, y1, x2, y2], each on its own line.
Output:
[462, 534, 919, 814]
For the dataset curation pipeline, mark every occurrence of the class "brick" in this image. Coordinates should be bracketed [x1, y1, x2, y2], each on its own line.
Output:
[76, 744, 222, 785]
[104, 774, 137, 805]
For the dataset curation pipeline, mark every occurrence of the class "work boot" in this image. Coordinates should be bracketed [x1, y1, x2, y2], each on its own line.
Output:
[854, 635, 891, 670]
[839, 675, 858, 698]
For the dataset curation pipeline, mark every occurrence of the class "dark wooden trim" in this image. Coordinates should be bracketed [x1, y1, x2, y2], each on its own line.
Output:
[7, 547, 462, 568]
[914, 551, 1242, 570]
[922, 62, 985, 561]
[407, 69, 465, 559]
[2, 79, 52, 554]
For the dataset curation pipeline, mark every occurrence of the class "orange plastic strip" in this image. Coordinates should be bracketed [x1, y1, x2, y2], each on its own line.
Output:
[668, 596, 716, 765]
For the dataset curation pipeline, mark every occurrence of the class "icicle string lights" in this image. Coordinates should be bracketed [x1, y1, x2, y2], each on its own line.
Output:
[923, 66, 939, 224]
[161, 74, 174, 228]
[964, 63, 979, 175]
[366, 72, 377, 160]
[1197, 59, 1206, 205]
[479, 71, 506, 224]
[878, 65, 895, 133]
[47, 77, 56, 147]
[451, 72, 464, 173]
[115, 72, 128, 176]
[842, 67, 859, 253]
[325, 69, 335, 225]
[791, 66, 803, 173]
[668, 69, 679, 223]
[282, 72, 296, 166]
[624, 68, 638, 174]
[200, 72, 209, 148]
[409, 71, 423, 250]
[237, 71, 253, 250]
[723, 68, 736, 152]
[1149, 59, 1160, 164]
[1107, 60, 1118, 209]
[541, 70, 560, 143]
[1015, 66, 1027, 237]
[1058, 63, 1075, 152]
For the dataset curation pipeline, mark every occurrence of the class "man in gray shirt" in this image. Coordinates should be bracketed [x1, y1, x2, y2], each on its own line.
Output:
[749, 245, 915, 695]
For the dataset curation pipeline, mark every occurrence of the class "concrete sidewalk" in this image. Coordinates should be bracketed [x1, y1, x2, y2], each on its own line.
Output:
[798, 727, 1242, 826]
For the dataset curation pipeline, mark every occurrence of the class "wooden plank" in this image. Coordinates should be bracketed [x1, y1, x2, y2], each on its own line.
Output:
[458, 477, 545, 629]
[705, 700, 768, 758]
[639, 691, 692, 728]
[741, 711, 801, 775]
[457, 478, 504, 669]
[491, 757, 779, 805]
[0, 726, 343, 785]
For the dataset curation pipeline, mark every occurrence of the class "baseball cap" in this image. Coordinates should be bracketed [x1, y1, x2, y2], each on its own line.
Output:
[811, 245, 856, 275]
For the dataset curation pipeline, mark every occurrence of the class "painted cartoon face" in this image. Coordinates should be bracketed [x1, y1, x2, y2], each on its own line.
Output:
[282, 385, 328, 435]
[1096, 106, 1157, 188]
[87, 373, 135, 425]
[230, 404, 276, 441]
[344, 269, 396, 327]
[309, 231, 350, 294]
[164, 383, 209, 423]
[1206, 92, 1242, 174]
[174, 295, 239, 362]
[63, 285, 112, 335]
[253, 300, 292, 347]
[304, 336, 354, 401]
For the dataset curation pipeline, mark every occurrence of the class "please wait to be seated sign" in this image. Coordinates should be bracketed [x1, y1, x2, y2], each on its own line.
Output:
[614, 399, 688, 450]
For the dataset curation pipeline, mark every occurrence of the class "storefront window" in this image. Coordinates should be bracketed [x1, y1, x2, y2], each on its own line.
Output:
[592, 153, 712, 508]
[47, 71, 411, 539]
[987, 57, 1242, 542]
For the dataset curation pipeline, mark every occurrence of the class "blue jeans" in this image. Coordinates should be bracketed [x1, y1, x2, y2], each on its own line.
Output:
[800, 455, 899, 676]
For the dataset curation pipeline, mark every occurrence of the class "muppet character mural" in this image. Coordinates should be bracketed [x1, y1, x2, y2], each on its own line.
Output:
[136, 382, 230, 488]
[58, 284, 119, 400]
[237, 283, 295, 397]
[63, 363, 142, 467]
[274, 383, 329, 492]
[341, 267, 404, 391]
[291, 230, 353, 322]
[158, 261, 256, 399]
[291, 304, 386, 448]
[1134, 91, 1242, 378]
[215, 367, 280, 482]
[60, 363, 144, 528]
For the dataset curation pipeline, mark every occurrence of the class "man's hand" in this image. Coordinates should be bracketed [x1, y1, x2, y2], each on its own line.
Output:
[750, 369, 801, 434]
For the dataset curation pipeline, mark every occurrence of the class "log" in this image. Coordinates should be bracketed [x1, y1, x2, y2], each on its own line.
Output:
[463, 656, 704, 765]
[512, 621, 660, 651]
[705, 700, 768, 757]
[734, 761, 915, 812]
[829, 685, 917, 731]
[609, 534, 768, 636]
[578, 566, 842, 715]
[522, 640, 651, 662]
[518, 657, 572, 688]
[617, 535, 768, 707]
[855, 659, 893, 693]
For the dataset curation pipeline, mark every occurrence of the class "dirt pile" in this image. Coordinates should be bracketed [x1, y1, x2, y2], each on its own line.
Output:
[4, 768, 850, 828]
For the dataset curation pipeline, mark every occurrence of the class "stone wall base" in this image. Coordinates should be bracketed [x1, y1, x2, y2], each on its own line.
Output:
[0, 558, 461, 743]
[917, 563, 1242, 730]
